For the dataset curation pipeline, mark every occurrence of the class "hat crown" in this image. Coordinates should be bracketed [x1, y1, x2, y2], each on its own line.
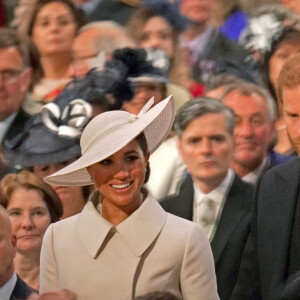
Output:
[80, 110, 137, 154]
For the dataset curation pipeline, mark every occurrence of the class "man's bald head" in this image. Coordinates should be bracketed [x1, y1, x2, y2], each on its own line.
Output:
[0, 205, 11, 234]
[0, 204, 16, 287]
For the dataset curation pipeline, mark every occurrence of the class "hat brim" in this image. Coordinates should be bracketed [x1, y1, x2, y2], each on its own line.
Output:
[130, 76, 169, 84]
[44, 96, 175, 186]
[2, 115, 81, 168]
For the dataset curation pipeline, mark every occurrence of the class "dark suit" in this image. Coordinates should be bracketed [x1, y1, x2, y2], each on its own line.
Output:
[231, 158, 300, 300]
[160, 173, 254, 300]
[10, 275, 37, 300]
[2, 109, 30, 146]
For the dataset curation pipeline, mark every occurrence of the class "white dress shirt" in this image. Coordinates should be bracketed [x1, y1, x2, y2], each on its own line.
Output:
[242, 157, 268, 184]
[0, 272, 17, 300]
[193, 169, 234, 241]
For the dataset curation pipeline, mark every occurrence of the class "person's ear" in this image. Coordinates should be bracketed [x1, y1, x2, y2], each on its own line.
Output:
[145, 150, 150, 165]
[176, 137, 184, 160]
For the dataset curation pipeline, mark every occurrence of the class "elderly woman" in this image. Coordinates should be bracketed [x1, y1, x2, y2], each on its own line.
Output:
[40, 96, 219, 299]
[0, 171, 63, 290]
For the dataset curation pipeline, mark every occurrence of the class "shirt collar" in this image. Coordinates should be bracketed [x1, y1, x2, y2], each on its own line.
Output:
[0, 273, 17, 299]
[77, 190, 167, 258]
[0, 113, 17, 143]
[180, 26, 214, 62]
[242, 157, 269, 184]
[193, 169, 234, 205]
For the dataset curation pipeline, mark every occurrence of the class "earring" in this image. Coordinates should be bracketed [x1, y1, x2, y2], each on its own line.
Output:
[90, 176, 94, 183]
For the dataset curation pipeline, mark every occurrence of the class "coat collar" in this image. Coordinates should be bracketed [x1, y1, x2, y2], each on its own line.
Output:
[77, 191, 167, 258]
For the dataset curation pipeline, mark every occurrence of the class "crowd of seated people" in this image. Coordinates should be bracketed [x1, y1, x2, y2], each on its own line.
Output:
[1, 0, 300, 299]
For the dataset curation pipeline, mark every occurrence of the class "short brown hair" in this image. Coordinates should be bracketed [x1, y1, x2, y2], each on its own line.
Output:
[277, 53, 300, 104]
[0, 171, 63, 223]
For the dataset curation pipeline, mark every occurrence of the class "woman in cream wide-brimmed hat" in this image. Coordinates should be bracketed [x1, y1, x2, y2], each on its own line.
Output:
[40, 96, 219, 300]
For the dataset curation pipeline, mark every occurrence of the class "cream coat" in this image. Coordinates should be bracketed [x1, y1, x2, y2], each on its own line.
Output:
[40, 191, 219, 300]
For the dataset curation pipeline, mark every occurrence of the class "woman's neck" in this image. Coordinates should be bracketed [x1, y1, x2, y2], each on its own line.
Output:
[40, 53, 72, 79]
[101, 195, 143, 227]
[14, 252, 40, 290]
[61, 195, 86, 219]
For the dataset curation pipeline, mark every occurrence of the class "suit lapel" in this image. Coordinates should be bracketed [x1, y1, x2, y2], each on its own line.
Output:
[176, 175, 194, 221]
[10, 276, 37, 300]
[4, 109, 30, 142]
[211, 175, 249, 264]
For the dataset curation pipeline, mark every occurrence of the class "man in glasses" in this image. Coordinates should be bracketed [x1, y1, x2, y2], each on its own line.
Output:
[0, 28, 31, 146]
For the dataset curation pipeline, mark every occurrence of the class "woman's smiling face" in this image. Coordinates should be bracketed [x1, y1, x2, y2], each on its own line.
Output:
[87, 139, 149, 215]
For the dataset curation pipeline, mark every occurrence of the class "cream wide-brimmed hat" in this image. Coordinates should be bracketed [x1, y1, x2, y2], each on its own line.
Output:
[44, 96, 175, 186]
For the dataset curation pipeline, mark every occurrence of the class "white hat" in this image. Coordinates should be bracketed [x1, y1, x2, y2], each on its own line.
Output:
[44, 96, 175, 186]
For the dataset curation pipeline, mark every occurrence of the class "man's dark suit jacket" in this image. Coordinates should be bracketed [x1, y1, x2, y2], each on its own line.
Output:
[231, 158, 300, 300]
[160, 174, 254, 300]
[3, 109, 30, 146]
[10, 275, 37, 300]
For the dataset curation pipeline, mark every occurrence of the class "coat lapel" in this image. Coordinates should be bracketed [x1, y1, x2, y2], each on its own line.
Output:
[211, 175, 249, 264]
[117, 193, 167, 257]
[77, 192, 115, 258]
[176, 175, 194, 220]
[77, 191, 167, 258]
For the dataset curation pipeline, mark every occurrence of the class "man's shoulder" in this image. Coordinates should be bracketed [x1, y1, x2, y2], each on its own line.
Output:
[263, 157, 300, 181]
[231, 174, 254, 195]
[227, 175, 254, 210]
[160, 175, 193, 207]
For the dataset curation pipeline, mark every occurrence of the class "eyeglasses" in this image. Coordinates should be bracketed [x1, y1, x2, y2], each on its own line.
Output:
[0, 69, 24, 83]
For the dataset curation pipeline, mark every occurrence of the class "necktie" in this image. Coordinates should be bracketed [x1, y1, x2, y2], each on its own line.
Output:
[197, 197, 217, 240]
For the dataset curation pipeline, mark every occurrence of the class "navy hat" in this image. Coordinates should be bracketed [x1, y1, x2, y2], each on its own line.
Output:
[2, 54, 137, 168]
[2, 99, 91, 168]
[143, 0, 188, 33]
[112, 47, 169, 84]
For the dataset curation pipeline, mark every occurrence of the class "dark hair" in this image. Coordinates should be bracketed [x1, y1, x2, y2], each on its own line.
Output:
[174, 97, 236, 138]
[0, 28, 43, 88]
[263, 29, 300, 100]
[28, 0, 85, 36]
[0, 28, 31, 68]
[135, 132, 150, 183]
[0, 171, 63, 223]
